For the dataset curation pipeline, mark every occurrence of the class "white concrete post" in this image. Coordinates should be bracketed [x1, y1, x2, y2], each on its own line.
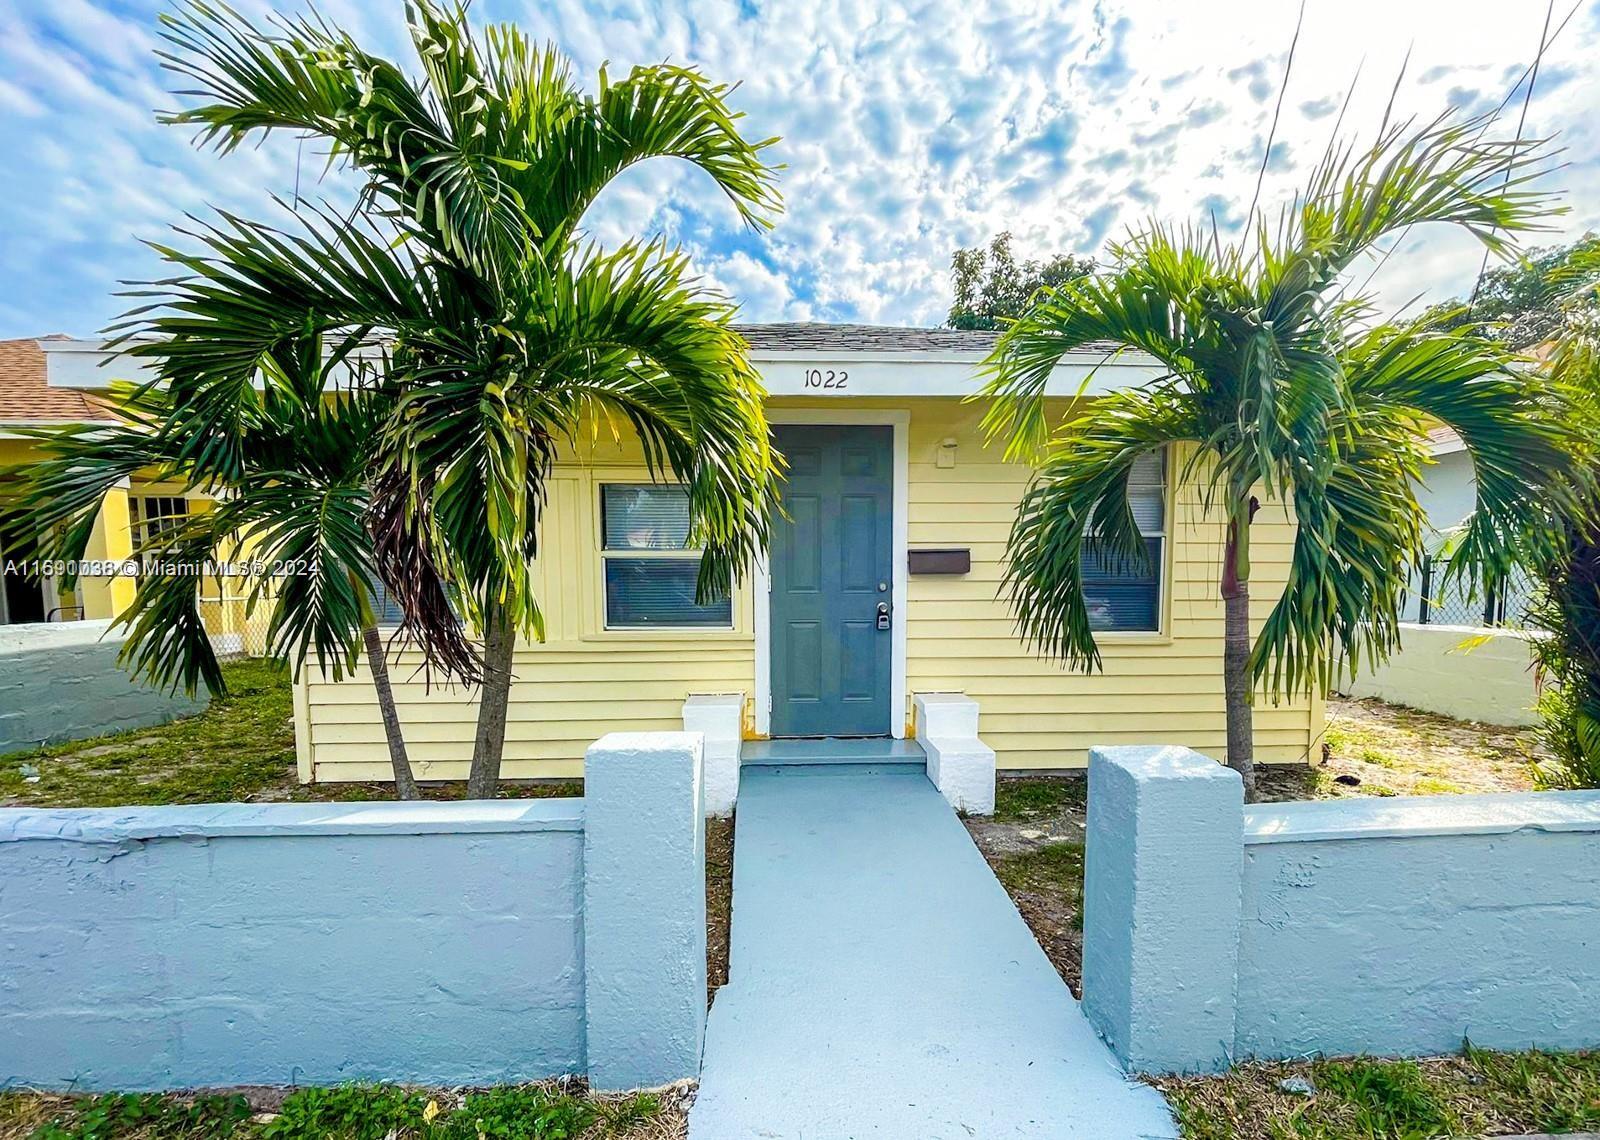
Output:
[913, 693, 996, 815]
[583, 732, 707, 1090]
[682, 694, 743, 817]
[1081, 745, 1243, 1075]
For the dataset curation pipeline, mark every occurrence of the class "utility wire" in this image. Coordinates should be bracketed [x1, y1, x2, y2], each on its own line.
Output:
[1468, 0, 1557, 313]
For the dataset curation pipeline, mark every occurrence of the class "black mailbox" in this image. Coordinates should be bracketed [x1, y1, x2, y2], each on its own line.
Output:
[907, 548, 971, 575]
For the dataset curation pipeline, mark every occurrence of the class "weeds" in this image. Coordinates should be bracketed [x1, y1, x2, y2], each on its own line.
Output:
[2, 1083, 671, 1140]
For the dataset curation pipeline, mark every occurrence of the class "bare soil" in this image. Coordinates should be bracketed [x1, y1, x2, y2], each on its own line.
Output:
[705, 816, 733, 1005]
[966, 696, 1551, 1001]
[1257, 695, 1546, 801]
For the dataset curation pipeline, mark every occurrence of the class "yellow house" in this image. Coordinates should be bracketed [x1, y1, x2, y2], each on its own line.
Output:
[0, 336, 139, 625]
[40, 326, 1322, 782]
[0, 336, 259, 649]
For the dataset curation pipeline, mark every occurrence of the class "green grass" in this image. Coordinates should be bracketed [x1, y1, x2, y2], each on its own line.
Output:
[992, 775, 1085, 822]
[0, 659, 581, 807]
[992, 841, 1086, 928]
[0, 660, 303, 807]
[0, 1084, 667, 1140]
[1158, 1046, 1600, 1139]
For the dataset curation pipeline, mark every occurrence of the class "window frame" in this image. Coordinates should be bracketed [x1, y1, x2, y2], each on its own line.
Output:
[597, 481, 734, 633]
[130, 495, 189, 554]
[1085, 447, 1171, 640]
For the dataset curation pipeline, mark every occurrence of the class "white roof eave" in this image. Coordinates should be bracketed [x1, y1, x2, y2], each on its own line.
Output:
[41, 337, 1168, 399]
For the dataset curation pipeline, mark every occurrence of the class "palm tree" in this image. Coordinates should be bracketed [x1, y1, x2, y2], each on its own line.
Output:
[1525, 247, 1600, 787]
[87, 0, 782, 797]
[980, 112, 1587, 799]
[18, 336, 429, 799]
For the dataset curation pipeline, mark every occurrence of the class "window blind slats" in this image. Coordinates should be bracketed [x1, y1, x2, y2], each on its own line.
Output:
[1082, 532, 1162, 631]
[600, 483, 730, 628]
[604, 558, 731, 628]
[602, 485, 692, 550]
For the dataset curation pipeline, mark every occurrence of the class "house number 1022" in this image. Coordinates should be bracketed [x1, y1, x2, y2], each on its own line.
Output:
[802, 368, 848, 390]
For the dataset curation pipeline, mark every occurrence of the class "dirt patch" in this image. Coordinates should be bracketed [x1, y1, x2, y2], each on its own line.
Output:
[964, 774, 1089, 995]
[705, 816, 733, 1005]
[1257, 695, 1547, 802]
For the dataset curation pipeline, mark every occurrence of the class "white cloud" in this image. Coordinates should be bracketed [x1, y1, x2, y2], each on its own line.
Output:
[2, 0, 1598, 336]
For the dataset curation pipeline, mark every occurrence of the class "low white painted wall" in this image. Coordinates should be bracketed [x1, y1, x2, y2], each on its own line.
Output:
[914, 692, 995, 815]
[0, 620, 207, 754]
[683, 693, 743, 817]
[1081, 745, 1600, 1075]
[1339, 622, 1540, 726]
[0, 732, 706, 1093]
[1237, 792, 1600, 1059]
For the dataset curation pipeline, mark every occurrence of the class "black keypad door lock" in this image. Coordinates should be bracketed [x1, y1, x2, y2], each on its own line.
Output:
[875, 601, 891, 631]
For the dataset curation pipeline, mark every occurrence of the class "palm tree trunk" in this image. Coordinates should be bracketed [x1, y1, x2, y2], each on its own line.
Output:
[1221, 498, 1259, 802]
[467, 597, 515, 799]
[362, 623, 420, 800]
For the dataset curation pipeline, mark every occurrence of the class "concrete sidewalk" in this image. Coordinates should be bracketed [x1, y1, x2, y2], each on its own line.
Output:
[690, 765, 1177, 1139]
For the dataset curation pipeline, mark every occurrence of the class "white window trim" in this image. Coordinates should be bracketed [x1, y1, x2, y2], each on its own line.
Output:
[598, 482, 735, 633]
[1085, 451, 1167, 636]
[754, 408, 909, 739]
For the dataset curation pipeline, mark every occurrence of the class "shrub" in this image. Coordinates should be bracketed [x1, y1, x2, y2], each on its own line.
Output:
[1528, 520, 1600, 789]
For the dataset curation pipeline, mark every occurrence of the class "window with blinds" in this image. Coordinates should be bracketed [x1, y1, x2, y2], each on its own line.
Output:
[1080, 450, 1165, 632]
[366, 577, 405, 627]
[600, 485, 732, 629]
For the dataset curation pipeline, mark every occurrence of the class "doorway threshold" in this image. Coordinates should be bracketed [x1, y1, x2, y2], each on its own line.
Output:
[741, 737, 925, 767]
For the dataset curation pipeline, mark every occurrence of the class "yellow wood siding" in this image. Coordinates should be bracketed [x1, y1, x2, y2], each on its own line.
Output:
[303, 466, 758, 783]
[298, 396, 1320, 782]
[897, 398, 1316, 768]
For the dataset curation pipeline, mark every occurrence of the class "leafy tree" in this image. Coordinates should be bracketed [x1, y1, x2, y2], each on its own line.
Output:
[979, 112, 1587, 799]
[20, 340, 428, 798]
[1424, 232, 1600, 350]
[24, 0, 783, 798]
[948, 232, 1095, 330]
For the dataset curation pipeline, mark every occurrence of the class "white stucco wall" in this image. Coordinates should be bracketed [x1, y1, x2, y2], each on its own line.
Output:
[1236, 793, 1600, 1059]
[0, 734, 708, 1093]
[1082, 745, 1600, 1074]
[1339, 623, 1541, 727]
[0, 619, 208, 754]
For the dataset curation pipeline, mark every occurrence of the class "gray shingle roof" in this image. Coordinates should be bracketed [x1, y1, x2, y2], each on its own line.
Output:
[735, 323, 1000, 353]
[734, 322, 1125, 356]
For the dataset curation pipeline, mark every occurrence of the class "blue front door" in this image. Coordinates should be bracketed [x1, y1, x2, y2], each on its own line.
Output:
[770, 424, 894, 737]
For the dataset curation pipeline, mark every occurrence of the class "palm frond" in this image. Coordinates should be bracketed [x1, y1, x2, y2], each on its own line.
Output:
[1003, 390, 1199, 666]
[1253, 411, 1425, 698]
[978, 226, 1228, 460]
[1345, 320, 1585, 584]
[518, 61, 782, 247]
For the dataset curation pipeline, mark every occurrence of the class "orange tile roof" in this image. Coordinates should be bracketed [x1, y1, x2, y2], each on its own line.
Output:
[0, 336, 115, 424]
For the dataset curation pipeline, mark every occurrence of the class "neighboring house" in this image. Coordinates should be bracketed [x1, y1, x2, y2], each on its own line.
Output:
[0, 336, 257, 648]
[44, 325, 1324, 777]
[1401, 425, 1534, 627]
[0, 336, 132, 625]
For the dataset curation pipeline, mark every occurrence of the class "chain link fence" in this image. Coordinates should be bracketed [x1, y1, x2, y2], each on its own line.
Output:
[1409, 555, 1537, 629]
[198, 595, 277, 659]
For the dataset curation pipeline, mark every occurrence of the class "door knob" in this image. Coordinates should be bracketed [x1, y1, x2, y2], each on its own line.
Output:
[875, 601, 891, 631]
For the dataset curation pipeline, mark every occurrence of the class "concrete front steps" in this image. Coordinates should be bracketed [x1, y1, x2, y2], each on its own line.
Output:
[740, 736, 926, 774]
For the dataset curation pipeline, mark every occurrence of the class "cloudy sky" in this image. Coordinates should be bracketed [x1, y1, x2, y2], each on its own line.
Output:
[3, 0, 1598, 338]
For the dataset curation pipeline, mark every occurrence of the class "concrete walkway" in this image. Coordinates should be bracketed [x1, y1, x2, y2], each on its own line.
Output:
[690, 765, 1178, 1140]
